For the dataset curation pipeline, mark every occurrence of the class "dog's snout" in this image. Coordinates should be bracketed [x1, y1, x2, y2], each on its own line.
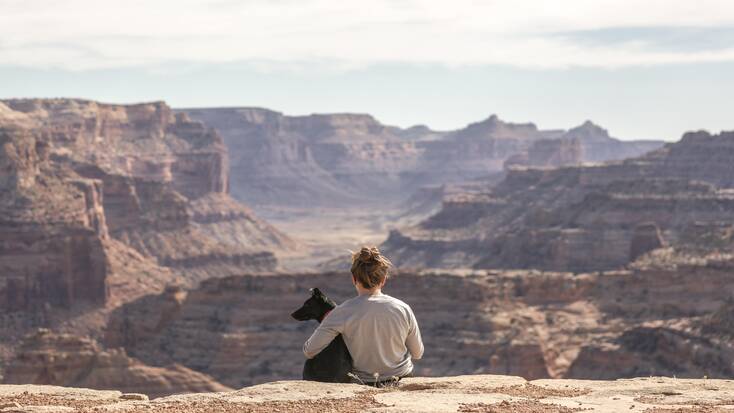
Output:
[291, 307, 310, 321]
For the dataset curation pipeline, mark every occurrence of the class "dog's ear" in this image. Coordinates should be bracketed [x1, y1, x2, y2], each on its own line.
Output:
[310, 288, 323, 297]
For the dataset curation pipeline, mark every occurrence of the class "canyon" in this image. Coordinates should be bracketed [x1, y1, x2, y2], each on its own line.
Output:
[0, 99, 294, 303]
[384, 130, 734, 272]
[182, 108, 662, 210]
[3, 98, 734, 402]
[182, 108, 663, 266]
[3, 329, 230, 399]
[101, 250, 734, 389]
[0, 99, 292, 386]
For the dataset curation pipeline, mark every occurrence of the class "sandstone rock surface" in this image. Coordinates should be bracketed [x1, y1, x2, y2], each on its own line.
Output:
[384, 130, 734, 272]
[104, 252, 734, 387]
[0, 99, 293, 386]
[504, 137, 583, 169]
[182, 108, 662, 209]
[0, 99, 292, 311]
[2, 330, 231, 398]
[182, 107, 662, 267]
[0, 125, 110, 312]
[2, 375, 734, 412]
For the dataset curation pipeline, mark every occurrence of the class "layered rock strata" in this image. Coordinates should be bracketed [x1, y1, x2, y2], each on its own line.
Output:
[504, 138, 583, 169]
[385, 131, 734, 272]
[2, 329, 231, 398]
[0, 99, 293, 383]
[0, 99, 292, 306]
[2, 99, 229, 198]
[0, 126, 109, 312]
[106, 253, 734, 387]
[182, 108, 663, 209]
[563, 120, 663, 163]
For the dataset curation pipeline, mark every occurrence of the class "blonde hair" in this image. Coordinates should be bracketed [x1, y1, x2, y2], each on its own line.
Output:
[350, 246, 392, 289]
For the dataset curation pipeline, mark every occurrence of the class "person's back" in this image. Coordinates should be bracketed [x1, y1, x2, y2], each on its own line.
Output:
[303, 247, 424, 384]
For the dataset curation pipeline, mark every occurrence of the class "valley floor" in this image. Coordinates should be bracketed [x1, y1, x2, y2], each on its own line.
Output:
[260, 205, 401, 271]
[2, 375, 733, 413]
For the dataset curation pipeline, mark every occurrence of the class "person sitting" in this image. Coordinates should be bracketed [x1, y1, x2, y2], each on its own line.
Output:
[303, 246, 424, 387]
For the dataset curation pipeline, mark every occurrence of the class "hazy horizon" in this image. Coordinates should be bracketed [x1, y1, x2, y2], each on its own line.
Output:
[3, 0, 734, 141]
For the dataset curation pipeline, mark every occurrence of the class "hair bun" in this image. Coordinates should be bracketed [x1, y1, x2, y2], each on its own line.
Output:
[350, 246, 393, 289]
[357, 247, 378, 264]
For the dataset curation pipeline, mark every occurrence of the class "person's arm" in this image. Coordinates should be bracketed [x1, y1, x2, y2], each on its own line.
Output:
[406, 307, 424, 360]
[303, 310, 344, 359]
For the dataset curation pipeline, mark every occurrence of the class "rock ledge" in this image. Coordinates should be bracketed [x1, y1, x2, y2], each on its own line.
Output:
[2, 375, 734, 412]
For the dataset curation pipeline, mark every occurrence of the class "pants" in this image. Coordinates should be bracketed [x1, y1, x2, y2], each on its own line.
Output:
[361, 373, 412, 388]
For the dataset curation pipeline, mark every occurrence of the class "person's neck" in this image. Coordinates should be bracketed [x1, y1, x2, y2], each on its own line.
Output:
[357, 287, 382, 296]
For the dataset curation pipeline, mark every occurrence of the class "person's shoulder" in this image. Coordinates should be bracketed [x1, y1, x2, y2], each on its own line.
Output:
[325, 296, 360, 322]
[336, 295, 360, 308]
[380, 294, 413, 310]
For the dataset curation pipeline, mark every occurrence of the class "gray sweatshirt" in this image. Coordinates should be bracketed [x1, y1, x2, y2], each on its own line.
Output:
[303, 292, 424, 382]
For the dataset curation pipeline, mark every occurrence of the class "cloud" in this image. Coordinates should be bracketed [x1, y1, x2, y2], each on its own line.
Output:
[2, 0, 734, 70]
[554, 26, 734, 53]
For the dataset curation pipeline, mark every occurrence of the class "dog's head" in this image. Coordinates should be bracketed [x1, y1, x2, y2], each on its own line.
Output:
[291, 288, 337, 322]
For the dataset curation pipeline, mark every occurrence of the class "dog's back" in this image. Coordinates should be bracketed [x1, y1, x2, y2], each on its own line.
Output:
[303, 334, 352, 383]
[291, 288, 354, 383]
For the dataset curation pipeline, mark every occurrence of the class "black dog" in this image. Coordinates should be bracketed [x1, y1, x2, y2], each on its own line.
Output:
[291, 288, 353, 383]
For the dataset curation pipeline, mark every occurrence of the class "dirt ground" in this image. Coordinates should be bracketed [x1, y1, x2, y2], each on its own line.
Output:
[4, 375, 734, 413]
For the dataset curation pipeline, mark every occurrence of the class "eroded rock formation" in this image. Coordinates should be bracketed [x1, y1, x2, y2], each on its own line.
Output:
[105, 250, 734, 387]
[0, 126, 109, 312]
[182, 109, 662, 209]
[2, 329, 231, 398]
[384, 131, 734, 272]
[2, 99, 228, 198]
[0, 99, 721, 400]
[562, 120, 663, 163]
[0, 99, 294, 383]
[0, 99, 292, 309]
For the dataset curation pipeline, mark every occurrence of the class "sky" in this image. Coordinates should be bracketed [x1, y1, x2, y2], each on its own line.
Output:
[1, 0, 734, 140]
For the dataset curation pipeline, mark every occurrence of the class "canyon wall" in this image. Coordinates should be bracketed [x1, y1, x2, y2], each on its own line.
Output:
[182, 108, 663, 209]
[504, 137, 583, 169]
[384, 130, 734, 272]
[0, 126, 110, 313]
[0, 99, 295, 382]
[1, 99, 228, 198]
[3, 329, 231, 398]
[2, 99, 719, 401]
[562, 120, 663, 163]
[0, 99, 292, 304]
[104, 252, 734, 388]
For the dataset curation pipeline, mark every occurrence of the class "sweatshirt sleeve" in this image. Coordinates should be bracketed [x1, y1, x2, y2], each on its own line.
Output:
[406, 306, 424, 360]
[303, 309, 344, 359]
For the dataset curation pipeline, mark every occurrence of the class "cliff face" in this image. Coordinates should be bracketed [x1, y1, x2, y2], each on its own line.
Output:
[104, 253, 734, 387]
[384, 130, 734, 272]
[642, 130, 734, 187]
[2, 99, 228, 199]
[0, 99, 292, 300]
[418, 115, 558, 182]
[0, 99, 295, 382]
[504, 138, 583, 169]
[106, 272, 504, 388]
[182, 108, 428, 207]
[562, 121, 664, 164]
[71, 162, 283, 283]
[2, 329, 231, 398]
[0, 126, 109, 312]
[182, 109, 662, 208]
